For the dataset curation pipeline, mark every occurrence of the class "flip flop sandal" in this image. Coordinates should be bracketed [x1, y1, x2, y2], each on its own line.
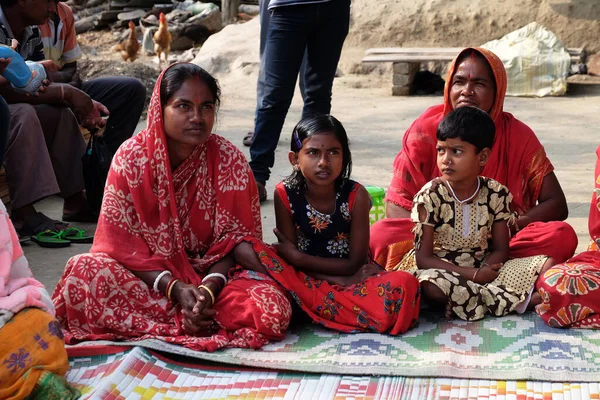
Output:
[31, 230, 71, 248]
[59, 227, 94, 244]
[242, 131, 254, 147]
[18, 234, 30, 244]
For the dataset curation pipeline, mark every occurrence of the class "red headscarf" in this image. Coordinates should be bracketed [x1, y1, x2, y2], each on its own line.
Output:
[91, 63, 262, 285]
[386, 47, 553, 214]
[588, 145, 600, 246]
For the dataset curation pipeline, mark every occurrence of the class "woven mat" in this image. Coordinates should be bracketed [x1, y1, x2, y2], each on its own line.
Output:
[66, 311, 600, 382]
[67, 347, 600, 399]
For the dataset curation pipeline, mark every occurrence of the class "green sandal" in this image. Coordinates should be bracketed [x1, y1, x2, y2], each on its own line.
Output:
[59, 227, 94, 244]
[31, 230, 71, 248]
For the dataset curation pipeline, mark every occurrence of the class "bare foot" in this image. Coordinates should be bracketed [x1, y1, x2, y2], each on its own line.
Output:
[527, 292, 542, 311]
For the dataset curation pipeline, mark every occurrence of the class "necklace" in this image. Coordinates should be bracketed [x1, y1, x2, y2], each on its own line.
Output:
[446, 177, 481, 205]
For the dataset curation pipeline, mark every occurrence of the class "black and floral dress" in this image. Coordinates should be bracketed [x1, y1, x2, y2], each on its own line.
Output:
[276, 179, 358, 259]
[245, 178, 422, 334]
[395, 177, 549, 320]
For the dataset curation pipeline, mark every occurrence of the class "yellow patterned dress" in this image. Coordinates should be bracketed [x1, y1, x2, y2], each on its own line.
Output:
[394, 177, 548, 320]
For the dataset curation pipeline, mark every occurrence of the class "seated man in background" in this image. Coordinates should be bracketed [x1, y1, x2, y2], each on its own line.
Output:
[0, 0, 105, 235]
[40, 0, 146, 156]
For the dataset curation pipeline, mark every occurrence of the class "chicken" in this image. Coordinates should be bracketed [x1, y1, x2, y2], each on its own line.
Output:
[116, 21, 140, 62]
[153, 12, 172, 69]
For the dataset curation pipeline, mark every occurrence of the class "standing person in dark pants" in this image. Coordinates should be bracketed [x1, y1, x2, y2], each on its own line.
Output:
[242, 0, 306, 148]
[249, 0, 350, 201]
[40, 1, 146, 155]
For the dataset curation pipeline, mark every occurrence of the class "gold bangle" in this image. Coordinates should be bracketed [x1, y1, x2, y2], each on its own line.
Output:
[198, 284, 215, 306]
[167, 279, 179, 301]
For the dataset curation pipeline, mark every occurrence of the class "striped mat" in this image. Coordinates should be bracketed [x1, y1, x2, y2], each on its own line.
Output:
[66, 312, 600, 381]
[67, 347, 600, 399]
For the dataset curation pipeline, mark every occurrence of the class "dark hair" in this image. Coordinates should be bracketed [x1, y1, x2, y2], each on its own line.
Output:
[437, 106, 496, 152]
[288, 114, 352, 192]
[160, 63, 221, 109]
[0, 0, 19, 7]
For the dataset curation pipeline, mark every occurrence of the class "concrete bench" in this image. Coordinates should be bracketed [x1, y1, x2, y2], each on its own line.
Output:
[362, 47, 585, 96]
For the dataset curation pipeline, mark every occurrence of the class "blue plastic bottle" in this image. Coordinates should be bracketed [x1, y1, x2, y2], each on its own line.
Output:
[0, 45, 33, 88]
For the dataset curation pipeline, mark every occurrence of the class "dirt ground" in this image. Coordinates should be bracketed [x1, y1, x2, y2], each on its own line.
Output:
[344, 0, 600, 58]
[21, 7, 600, 292]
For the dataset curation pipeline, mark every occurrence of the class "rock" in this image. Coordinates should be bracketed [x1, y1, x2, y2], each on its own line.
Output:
[187, 7, 221, 32]
[117, 9, 146, 21]
[588, 54, 600, 76]
[392, 73, 414, 87]
[186, 2, 218, 15]
[239, 4, 259, 15]
[75, 15, 100, 34]
[166, 9, 193, 24]
[192, 17, 260, 77]
[393, 62, 419, 75]
[391, 85, 410, 96]
[177, 48, 198, 63]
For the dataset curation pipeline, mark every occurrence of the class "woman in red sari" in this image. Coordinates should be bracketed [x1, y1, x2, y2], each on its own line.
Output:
[536, 145, 600, 328]
[371, 47, 577, 270]
[52, 63, 292, 352]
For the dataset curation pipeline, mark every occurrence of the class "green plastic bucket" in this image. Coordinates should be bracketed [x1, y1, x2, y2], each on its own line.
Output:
[365, 185, 386, 225]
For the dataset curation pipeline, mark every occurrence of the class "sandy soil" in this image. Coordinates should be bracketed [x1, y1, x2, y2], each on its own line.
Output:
[344, 0, 600, 64]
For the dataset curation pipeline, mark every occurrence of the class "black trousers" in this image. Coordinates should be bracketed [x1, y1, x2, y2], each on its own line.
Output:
[82, 76, 146, 155]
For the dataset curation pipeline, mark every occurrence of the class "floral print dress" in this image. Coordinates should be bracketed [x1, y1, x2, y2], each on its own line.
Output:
[395, 177, 549, 321]
[239, 179, 422, 335]
[280, 179, 357, 258]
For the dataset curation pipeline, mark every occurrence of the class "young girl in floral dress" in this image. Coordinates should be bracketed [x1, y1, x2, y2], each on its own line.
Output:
[394, 106, 556, 321]
[236, 115, 420, 334]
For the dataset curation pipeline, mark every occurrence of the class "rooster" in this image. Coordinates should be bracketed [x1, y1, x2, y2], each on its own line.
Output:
[153, 13, 172, 69]
[115, 21, 140, 62]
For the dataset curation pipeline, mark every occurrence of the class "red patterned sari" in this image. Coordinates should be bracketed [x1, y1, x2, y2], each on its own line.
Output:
[536, 145, 600, 328]
[245, 238, 420, 335]
[51, 65, 291, 351]
[371, 47, 577, 270]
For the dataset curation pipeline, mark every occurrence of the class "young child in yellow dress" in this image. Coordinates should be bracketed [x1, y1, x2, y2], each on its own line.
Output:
[395, 106, 555, 320]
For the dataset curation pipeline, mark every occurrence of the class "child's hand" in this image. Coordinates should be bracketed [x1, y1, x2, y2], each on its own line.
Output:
[272, 228, 300, 265]
[344, 264, 385, 286]
[473, 263, 502, 284]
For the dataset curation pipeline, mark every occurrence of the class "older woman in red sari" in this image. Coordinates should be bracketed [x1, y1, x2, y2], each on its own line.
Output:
[52, 63, 292, 352]
[371, 47, 578, 270]
[536, 144, 600, 328]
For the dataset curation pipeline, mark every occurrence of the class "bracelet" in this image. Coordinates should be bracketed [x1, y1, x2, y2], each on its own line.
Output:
[166, 278, 179, 301]
[153, 271, 172, 292]
[202, 272, 227, 285]
[198, 284, 216, 306]
[472, 269, 480, 282]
